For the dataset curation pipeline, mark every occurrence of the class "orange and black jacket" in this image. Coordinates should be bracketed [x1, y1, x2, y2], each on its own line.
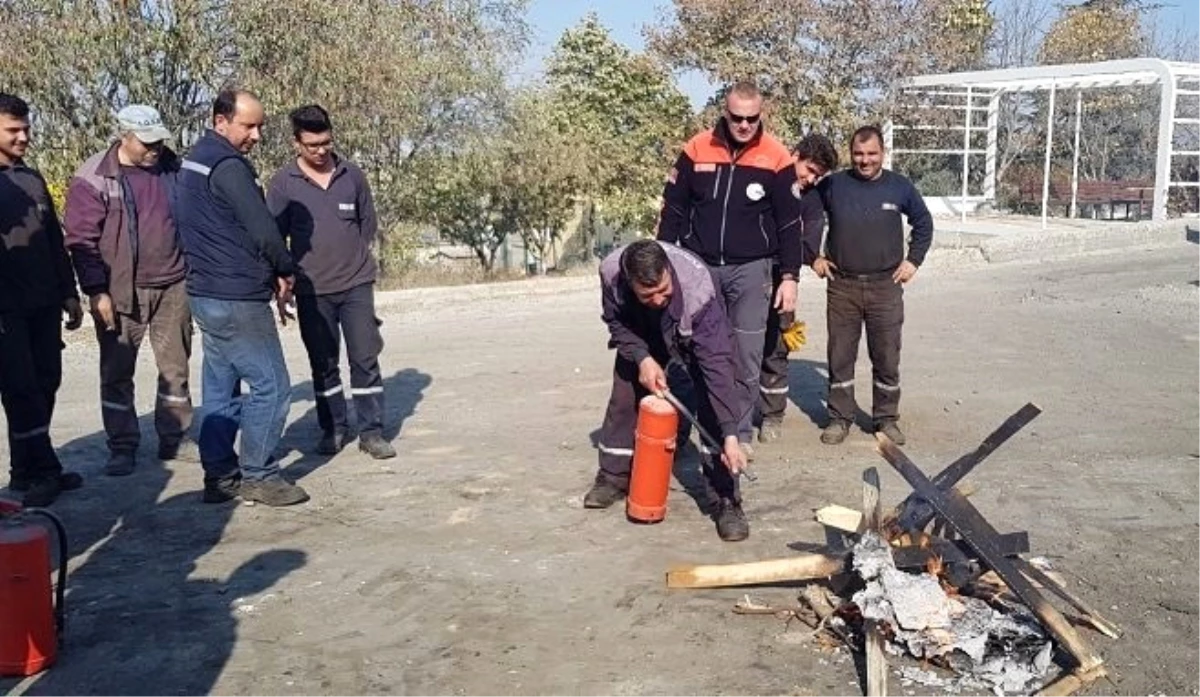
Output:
[656, 120, 806, 276]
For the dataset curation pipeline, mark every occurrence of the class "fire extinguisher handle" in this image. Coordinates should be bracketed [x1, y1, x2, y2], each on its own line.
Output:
[24, 508, 68, 643]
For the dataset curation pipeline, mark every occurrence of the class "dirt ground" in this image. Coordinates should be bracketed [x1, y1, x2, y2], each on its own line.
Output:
[2, 224, 1197, 696]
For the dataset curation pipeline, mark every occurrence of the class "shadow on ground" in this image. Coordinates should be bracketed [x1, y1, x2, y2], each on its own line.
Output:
[278, 367, 432, 480]
[0, 412, 305, 695]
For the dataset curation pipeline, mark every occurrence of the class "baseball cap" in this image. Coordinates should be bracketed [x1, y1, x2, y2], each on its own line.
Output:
[117, 104, 173, 144]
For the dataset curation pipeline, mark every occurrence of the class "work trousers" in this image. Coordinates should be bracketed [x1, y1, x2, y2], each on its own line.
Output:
[825, 275, 904, 425]
[296, 282, 385, 439]
[711, 258, 773, 442]
[596, 354, 740, 504]
[759, 265, 793, 425]
[97, 281, 194, 454]
[0, 308, 64, 483]
[190, 297, 291, 482]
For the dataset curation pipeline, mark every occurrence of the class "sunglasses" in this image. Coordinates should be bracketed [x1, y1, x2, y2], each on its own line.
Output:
[727, 112, 761, 125]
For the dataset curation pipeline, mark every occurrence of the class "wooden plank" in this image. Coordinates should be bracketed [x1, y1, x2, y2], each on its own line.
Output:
[1014, 557, 1122, 639]
[892, 531, 1030, 568]
[666, 532, 1031, 590]
[895, 403, 1042, 531]
[862, 467, 888, 697]
[666, 553, 846, 589]
[816, 504, 864, 533]
[876, 436, 1104, 673]
[1036, 666, 1108, 696]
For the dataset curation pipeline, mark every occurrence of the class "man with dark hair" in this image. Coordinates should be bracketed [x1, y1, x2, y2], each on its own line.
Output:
[585, 238, 752, 542]
[0, 93, 85, 506]
[813, 125, 933, 446]
[656, 81, 808, 457]
[64, 104, 196, 477]
[174, 88, 309, 506]
[757, 133, 839, 442]
[266, 104, 393, 459]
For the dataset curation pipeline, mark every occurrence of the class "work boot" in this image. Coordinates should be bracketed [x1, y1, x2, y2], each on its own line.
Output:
[22, 476, 63, 508]
[820, 420, 851, 445]
[316, 430, 351, 456]
[240, 476, 309, 507]
[159, 437, 201, 463]
[8, 471, 83, 493]
[583, 473, 626, 509]
[202, 473, 242, 504]
[358, 434, 397, 460]
[877, 420, 906, 446]
[758, 419, 782, 443]
[714, 499, 750, 542]
[105, 451, 137, 477]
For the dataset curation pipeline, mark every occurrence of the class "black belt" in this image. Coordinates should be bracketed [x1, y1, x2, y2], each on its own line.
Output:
[833, 268, 895, 282]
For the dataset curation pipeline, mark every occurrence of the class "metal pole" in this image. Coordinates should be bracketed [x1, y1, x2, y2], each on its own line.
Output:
[1070, 90, 1083, 219]
[883, 119, 894, 170]
[1153, 75, 1177, 221]
[961, 86, 972, 223]
[1041, 82, 1057, 230]
[985, 92, 999, 208]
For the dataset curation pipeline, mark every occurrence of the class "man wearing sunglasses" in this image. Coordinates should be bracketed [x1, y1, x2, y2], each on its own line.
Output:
[64, 104, 198, 478]
[656, 81, 807, 464]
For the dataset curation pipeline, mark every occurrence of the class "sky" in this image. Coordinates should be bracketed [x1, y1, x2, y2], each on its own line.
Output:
[518, 0, 1200, 110]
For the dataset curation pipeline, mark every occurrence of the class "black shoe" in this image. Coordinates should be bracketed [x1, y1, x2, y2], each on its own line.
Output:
[202, 473, 242, 504]
[820, 420, 851, 445]
[583, 475, 626, 509]
[758, 419, 782, 443]
[9, 472, 83, 493]
[714, 499, 750, 542]
[358, 435, 397, 460]
[877, 420, 906, 446]
[159, 437, 201, 463]
[22, 476, 62, 508]
[316, 430, 350, 456]
[105, 451, 137, 477]
[240, 476, 309, 507]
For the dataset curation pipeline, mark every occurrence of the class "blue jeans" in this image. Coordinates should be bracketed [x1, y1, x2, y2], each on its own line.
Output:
[189, 297, 291, 482]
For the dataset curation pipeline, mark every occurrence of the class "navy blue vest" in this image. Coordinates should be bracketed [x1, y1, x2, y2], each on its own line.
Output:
[175, 130, 273, 301]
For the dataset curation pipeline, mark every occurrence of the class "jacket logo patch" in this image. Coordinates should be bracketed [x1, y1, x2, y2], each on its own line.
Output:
[791, 181, 803, 200]
[881, 202, 899, 211]
[339, 203, 356, 211]
[694, 163, 717, 172]
[745, 182, 766, 201]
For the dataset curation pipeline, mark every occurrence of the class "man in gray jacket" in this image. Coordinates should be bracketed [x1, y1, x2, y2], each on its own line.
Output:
[585, 239, 751, 541]
[65, 105, 197, 477]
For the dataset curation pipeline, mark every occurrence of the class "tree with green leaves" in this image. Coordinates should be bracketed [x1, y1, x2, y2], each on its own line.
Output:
[545, 14, 693, 235]
[646, 0, 996, 146]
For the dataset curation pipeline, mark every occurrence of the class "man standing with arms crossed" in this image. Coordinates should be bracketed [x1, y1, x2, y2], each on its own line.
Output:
[174, 89, 308, 506]
[656, 81, 806, 458]
[65, 105, 198, 477]
[813, 125, 933, 446]
[758, 133, 838, 442]
[0, 93, 85, 507]
[266, 104, 395, 460]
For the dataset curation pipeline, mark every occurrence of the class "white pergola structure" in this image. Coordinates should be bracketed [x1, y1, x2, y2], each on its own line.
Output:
[885, 58, 1200, 226]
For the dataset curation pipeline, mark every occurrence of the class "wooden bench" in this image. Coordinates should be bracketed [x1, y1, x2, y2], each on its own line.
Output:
[1016, 178, 1153, 220]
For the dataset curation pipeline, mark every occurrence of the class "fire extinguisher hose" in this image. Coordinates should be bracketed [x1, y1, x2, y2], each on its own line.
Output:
[23, 508, 67, 643]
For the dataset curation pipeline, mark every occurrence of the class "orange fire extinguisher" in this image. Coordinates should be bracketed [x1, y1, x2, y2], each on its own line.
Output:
[626, 395, 679, 523]
[0, 498, 67, 677]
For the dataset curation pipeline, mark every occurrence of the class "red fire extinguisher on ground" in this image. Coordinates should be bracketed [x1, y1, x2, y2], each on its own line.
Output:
[626, 395, 679, 523]
[0, 497, 67, 677]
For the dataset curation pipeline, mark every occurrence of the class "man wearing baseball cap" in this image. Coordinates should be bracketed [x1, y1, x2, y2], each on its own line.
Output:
[64, 104, 198, 477]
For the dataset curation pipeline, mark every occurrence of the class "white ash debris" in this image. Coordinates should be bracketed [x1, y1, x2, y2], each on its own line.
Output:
[851, 533, 1054, 695]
